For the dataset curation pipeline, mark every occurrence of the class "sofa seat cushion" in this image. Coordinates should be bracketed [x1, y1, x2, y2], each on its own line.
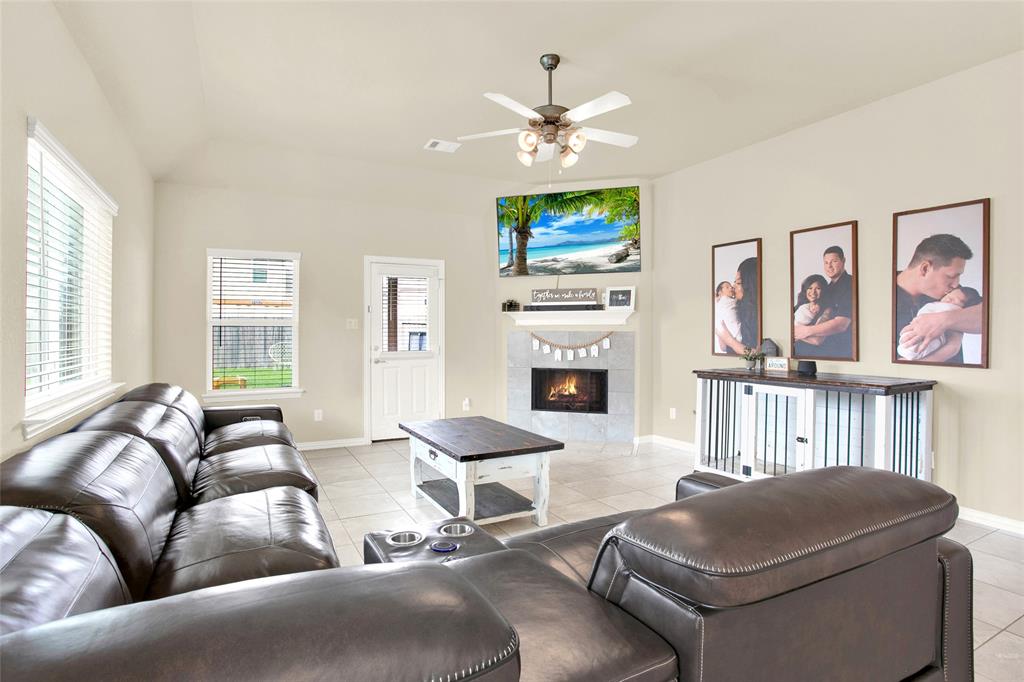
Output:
[450, 549, 676, 682]
[507, 511, 637, 584]
[147, 487, 338, 599]
[191, 445, 319, 504]
[0, 507, 130, 635]
[203, 420, 296, 457]
[120, 383, 206, 448]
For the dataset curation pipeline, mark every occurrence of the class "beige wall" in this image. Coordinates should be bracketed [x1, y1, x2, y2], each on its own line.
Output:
[651, 53, 1023, 520]
[0, 2, 154, 458]
[154, 141, 514, 444]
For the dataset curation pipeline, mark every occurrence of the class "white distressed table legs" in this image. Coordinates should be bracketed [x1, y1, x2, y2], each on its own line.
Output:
[533, 451, 550, 526]
[456, 461, 477, 520]
[409, 439, 423, 499]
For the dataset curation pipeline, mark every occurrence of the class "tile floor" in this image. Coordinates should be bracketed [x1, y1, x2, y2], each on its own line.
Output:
[303, 439, 1023, 681]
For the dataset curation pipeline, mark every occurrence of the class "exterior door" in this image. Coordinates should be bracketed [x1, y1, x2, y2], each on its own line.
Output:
[367, 259, 443, 440]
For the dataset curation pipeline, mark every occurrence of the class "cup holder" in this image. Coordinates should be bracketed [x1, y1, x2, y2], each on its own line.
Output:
[439, 522, 475, 538]
[386, 531, 423, 547]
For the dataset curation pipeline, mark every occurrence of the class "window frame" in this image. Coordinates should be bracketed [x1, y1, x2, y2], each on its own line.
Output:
[203, 248, 303, 402]
[21, 118, 123, 438]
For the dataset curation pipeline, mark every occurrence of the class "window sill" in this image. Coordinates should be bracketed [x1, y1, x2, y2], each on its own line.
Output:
[22, 381, 125, 439]
[201, 387, 305, 403]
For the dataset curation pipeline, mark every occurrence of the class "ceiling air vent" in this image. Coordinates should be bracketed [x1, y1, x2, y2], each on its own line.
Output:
[423, 139, 461, 153]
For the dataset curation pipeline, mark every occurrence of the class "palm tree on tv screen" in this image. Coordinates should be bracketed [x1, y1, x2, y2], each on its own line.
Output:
[587, 186, 640, 247]
[498, 190, 603, 276]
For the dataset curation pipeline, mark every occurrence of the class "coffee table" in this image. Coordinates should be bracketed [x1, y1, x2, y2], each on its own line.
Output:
[399, 416, 564, 526]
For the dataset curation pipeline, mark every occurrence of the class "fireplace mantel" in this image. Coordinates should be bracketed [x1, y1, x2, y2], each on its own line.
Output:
[504, 309, 634, 327]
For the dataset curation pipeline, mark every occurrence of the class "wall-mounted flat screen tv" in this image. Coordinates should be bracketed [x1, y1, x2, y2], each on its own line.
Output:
[497, 186, 640, 277]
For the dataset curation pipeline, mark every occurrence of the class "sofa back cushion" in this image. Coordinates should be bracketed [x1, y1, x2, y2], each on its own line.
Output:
[120, 383, 205, 446]
[0, 432, 178, 600]
[0, 507, 130, 635]
[595, 466, 957, 607]
[75, 401, 201, 502]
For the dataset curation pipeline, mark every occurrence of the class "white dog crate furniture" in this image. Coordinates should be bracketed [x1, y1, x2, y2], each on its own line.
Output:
[694, 369, 936, 481]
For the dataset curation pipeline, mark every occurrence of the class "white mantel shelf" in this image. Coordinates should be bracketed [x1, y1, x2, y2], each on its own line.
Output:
[503, 309, 634, 327]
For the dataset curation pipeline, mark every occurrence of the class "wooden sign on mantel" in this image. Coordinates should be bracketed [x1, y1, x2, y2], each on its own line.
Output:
[531, 288, 598, 305]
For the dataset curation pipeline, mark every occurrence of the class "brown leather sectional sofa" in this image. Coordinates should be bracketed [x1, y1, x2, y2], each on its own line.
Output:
[0, 384, 974, 681]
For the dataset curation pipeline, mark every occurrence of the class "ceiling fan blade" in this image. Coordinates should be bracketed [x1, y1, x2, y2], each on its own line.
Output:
[564, 91, 631, 123]
[535, 142, 556, 162]
[456, 128, 522, 141]
[580, 127, 639, 148]
[484, 93, 541, 121]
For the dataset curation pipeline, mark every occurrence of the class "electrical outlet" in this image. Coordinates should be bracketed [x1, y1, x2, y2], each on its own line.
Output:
[313, 409, 323, 422]
[669, 407, 677, 420]
[345, 318, 359, 330]
[462, 398, 472, 412]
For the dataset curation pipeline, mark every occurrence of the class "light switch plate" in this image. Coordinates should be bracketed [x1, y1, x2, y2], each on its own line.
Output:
[345, 318, 359, 330]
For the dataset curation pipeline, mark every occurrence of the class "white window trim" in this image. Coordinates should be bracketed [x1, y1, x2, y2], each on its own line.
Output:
[21, 381, 124, 439]
[205, 248, 302, 399]
[23, 117, 119, 433]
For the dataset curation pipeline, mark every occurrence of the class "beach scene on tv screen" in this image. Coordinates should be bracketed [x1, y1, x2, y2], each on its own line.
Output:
[497, 186, 640, 277]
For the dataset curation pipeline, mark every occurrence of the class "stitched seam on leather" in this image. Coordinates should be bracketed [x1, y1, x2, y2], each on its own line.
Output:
[938, 553, 950, 682]
[967, 546, 974, 679]
[194, 471, 312, 494]
[524, 519, 624, 544]
[59, 552, 104, 618]
[676, 599, 704, 682]
[613, 497, 955, 574]
[0, 514, 51, 571]
[155, 544, 329, 575]
[511, 541, 587, 583]
[429, 627, 519, 682]
[614, 654, 677, 682]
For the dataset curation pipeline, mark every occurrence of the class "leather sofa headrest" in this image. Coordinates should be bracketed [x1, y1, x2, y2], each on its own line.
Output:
[602, 467, 957, 607]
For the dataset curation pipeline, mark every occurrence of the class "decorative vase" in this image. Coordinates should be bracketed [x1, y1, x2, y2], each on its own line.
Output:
[745, 360, 756, 370]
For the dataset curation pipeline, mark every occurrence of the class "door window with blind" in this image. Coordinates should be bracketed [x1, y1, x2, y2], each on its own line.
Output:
[381, 276, 431, 352]
[207, 250, 300, 394]
[24, 118, 118, 423]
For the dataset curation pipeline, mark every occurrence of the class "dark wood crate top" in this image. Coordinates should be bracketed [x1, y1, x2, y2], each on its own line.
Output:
[693, 369, 936, 396]
[399, 416, 564, 462]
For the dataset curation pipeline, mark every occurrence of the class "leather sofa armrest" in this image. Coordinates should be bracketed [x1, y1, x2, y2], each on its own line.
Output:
[675, 471, 743, 500]
[202, 404, 284, 432]
[0, 564, 521, 682]
[934, 537, 973, 681]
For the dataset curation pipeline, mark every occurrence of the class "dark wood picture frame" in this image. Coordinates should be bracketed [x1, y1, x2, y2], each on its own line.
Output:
[789, 220, 859, 361]
[892, 198, 990, 369]
[711, 238, 763, 356]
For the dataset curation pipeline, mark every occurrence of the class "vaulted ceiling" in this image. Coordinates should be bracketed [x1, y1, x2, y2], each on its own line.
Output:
[56, 1, 1023, 182]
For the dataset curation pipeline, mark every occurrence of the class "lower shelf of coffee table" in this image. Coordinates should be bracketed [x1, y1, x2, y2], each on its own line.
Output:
[417, 479, 534, 522]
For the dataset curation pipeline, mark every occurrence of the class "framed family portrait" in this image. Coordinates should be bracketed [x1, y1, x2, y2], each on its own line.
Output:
[892, 198, 989, 368]
[711, 238, 762, 356]
[789, 221, 859, 361]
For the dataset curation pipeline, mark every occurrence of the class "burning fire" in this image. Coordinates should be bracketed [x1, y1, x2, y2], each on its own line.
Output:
[549, 374, 578, 401]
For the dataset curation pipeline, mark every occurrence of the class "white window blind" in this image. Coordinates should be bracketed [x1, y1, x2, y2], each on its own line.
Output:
[380, 276, 429, 352]
[207, 251, 300, 392]
[25, 119, 118, 416]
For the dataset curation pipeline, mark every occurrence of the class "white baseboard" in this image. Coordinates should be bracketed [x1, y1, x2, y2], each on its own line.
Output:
[296, 437, 370, 451]
[634, 434, 696, 452]
[958, 506, 1024, 536]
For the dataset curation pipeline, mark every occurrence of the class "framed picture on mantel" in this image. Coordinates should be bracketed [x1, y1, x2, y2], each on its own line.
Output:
[892, 198, 989, 368]
[790, 221, 859, 362]
[711, 238, 762, 356]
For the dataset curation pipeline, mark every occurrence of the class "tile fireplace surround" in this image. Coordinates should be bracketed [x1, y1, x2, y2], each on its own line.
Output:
[507, 331, 635, 442]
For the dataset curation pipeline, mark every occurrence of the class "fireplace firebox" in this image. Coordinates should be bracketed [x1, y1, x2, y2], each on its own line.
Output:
[531, 368, 608, 414]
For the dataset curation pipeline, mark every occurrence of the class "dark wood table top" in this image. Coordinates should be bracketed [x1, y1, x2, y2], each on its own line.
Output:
[399, 416, 564, 462]
[693, 368, 936, 396]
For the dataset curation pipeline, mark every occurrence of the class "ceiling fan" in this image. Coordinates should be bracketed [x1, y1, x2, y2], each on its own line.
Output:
[456, 53, 638, 168]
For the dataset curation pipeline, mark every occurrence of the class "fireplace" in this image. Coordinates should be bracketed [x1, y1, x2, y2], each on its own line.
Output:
[532, 368, 608, 414]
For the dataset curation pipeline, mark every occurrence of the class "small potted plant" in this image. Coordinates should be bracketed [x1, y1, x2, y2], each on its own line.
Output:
[742, 347, 764, 371]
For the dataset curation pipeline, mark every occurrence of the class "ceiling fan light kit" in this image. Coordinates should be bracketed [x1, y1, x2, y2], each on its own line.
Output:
[453, 53, 638, 169]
